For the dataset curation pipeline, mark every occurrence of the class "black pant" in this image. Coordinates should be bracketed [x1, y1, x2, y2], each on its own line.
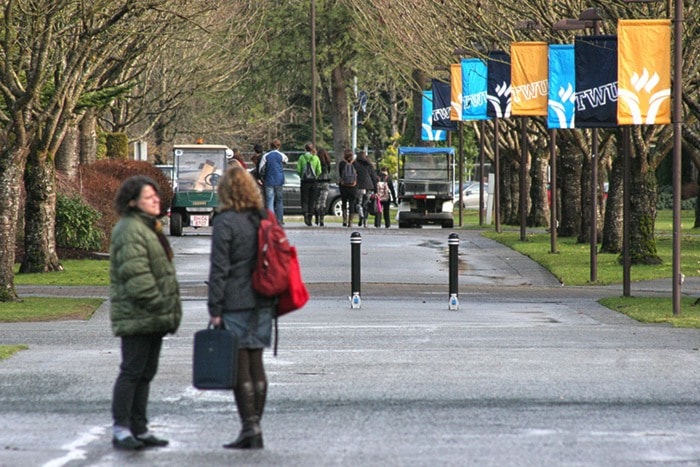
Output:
[300, 181, 317, 216]
[340, 185, 358, 218]
[112, 333, 164, 435]
[374, 199, 392, 227]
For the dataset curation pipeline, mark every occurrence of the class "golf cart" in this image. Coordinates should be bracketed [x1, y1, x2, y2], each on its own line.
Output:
[169, 144, 229, 236]
[397, 146, 455, 228]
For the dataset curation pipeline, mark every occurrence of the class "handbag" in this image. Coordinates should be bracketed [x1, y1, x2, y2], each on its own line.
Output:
[192, 324, 238, 390]
[276, 246, 309, 316]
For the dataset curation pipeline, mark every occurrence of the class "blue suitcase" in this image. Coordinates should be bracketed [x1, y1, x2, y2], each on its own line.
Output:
[193, 325, 238, 390]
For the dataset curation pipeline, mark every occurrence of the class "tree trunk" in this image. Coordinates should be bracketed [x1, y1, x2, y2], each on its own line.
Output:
[411, 68, 430, 147]
[20, 148, 62, 274]
[628, 145, 661, 265]
[601, 148, 623, 253]
[0, 146, 29, 301]
[80, 110, 98, 165]
[501, 150, 519, 225]
[558, 140, 582, 237]
[527, 148, 549, 228]
[330, 64, 350, 161]
[56, 123, 80, 178]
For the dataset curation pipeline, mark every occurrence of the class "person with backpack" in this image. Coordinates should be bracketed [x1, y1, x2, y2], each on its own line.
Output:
[296, 142, 321, 226]
[354, 151, 378, 228]
[337, 148, 359, 227]
[208, 165, 277, 450]
[374, 166, 397, 228]
[258, 138, 288, 224]
[314, 147, 333, 227]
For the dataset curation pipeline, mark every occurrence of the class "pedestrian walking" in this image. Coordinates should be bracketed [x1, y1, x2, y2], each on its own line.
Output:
[337, 149, 359, 227]
[258, 138, 288, 224]
[374, 166, 397, 228]
[296, 142, 321, 226]
[354, 151, 378, 227]
[207, 165, 276, 450]
[109, 175, 182, 451]
[314, 147, 333, 226]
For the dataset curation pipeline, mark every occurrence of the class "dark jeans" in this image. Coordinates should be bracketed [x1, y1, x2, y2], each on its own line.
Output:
[374, 200, 392, 227]
[112, 333, 164, 436]
[340, 185, 358, 219]
[300, 181, 317, 216]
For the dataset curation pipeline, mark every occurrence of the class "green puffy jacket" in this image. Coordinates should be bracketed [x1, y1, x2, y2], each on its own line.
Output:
[109, 212, 182, 337]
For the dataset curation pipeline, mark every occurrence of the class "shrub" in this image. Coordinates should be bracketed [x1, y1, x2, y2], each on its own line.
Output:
[657, 185, 696, 210]
[56, 194, 104, 251]
[75, 160, 174, 251]
[105, 133, 129, 159]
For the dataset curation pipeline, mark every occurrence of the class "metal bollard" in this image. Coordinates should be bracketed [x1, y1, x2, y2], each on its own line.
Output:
[350, 231, 362, 308]
[448, 233, 459, 310]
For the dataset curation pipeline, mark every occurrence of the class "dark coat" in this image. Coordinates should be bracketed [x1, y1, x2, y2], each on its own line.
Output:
[109, 212, 182, 337]
[207, 209, 275, 317]
[355, 158, 377, 191]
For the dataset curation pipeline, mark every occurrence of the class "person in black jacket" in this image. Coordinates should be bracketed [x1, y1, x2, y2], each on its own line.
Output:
[314, 147, 333, 226]
[354, 151, 378, 227]
[208, 165, 276, 450]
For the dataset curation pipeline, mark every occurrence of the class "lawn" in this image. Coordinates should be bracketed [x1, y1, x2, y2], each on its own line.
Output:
[481, 209, 700, 328]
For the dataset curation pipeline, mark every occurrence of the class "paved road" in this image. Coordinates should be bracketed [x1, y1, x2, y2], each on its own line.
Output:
[2, 224, 700, 466]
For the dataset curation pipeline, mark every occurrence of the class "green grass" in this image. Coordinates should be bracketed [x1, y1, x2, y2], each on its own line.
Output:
[599, 297, 700, 328]
[13, 259, 110, 286]
[481, 209, 700, 328]
[0, 344, 29, 360]
[0, 297, 103, 322]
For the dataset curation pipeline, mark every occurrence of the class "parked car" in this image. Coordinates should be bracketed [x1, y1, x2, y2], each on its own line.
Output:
[454, 181, 488, 209]
[282, 168, 343, 216]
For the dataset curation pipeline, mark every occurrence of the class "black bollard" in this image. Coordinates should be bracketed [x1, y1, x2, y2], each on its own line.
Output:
[448, 233, 459, 310]
[350, 231, 362, 308]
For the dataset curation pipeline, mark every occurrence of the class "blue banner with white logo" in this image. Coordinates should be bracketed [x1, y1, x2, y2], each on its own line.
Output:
[461, 58, 489, 121]
[422, 90, 447, 141]
[431, 79, 457, 131]
[486, 50, 511, 119]
[575, 35, 618, 128]
[548, 44, 576, 129]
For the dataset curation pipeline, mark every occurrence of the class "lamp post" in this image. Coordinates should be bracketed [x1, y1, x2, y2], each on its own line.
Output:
[623, 0, 683, 315]
[552, 8, 603, 278]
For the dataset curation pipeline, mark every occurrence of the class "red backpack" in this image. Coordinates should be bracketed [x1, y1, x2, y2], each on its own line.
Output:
[252, 210, 292, 297]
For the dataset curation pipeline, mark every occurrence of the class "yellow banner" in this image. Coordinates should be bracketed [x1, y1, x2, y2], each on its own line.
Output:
[510, 42, 549, 116]
[450, 63, 462, 121]
[618, 19, 671, 125]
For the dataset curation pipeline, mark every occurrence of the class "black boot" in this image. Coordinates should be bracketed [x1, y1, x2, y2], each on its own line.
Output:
[224, 382, 263, 449]
[304, 213, 312, 227]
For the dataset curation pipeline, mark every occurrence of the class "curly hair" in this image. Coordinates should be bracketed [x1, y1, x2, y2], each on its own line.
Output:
[217, 165, 264, 212]
[114, 175, 162, 216]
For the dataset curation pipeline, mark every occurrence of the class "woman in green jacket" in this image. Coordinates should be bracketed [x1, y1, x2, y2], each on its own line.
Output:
[109, 175, 182, 450]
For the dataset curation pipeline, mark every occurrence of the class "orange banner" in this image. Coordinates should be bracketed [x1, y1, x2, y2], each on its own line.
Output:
[510, 42, 549, 116]
[617, 19, 671, 125]
[450, 63, 462, 121]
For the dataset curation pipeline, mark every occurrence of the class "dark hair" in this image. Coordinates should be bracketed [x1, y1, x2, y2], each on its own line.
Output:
[253, 143, 263, 154]
[317, 147, 331, 166]
[305, 142, 315, 153]
[114, 175, 162, 216]
[343, 148, 354, 162]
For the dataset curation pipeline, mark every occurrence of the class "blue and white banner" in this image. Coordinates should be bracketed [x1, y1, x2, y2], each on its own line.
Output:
[548, 44, 576, 129]
[431, 79, 457, 131]
[422, 90, 447, 141]
[575, 35, 618, 128]
[486, 50, 511, 119]
[461, 58, 489, 121]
